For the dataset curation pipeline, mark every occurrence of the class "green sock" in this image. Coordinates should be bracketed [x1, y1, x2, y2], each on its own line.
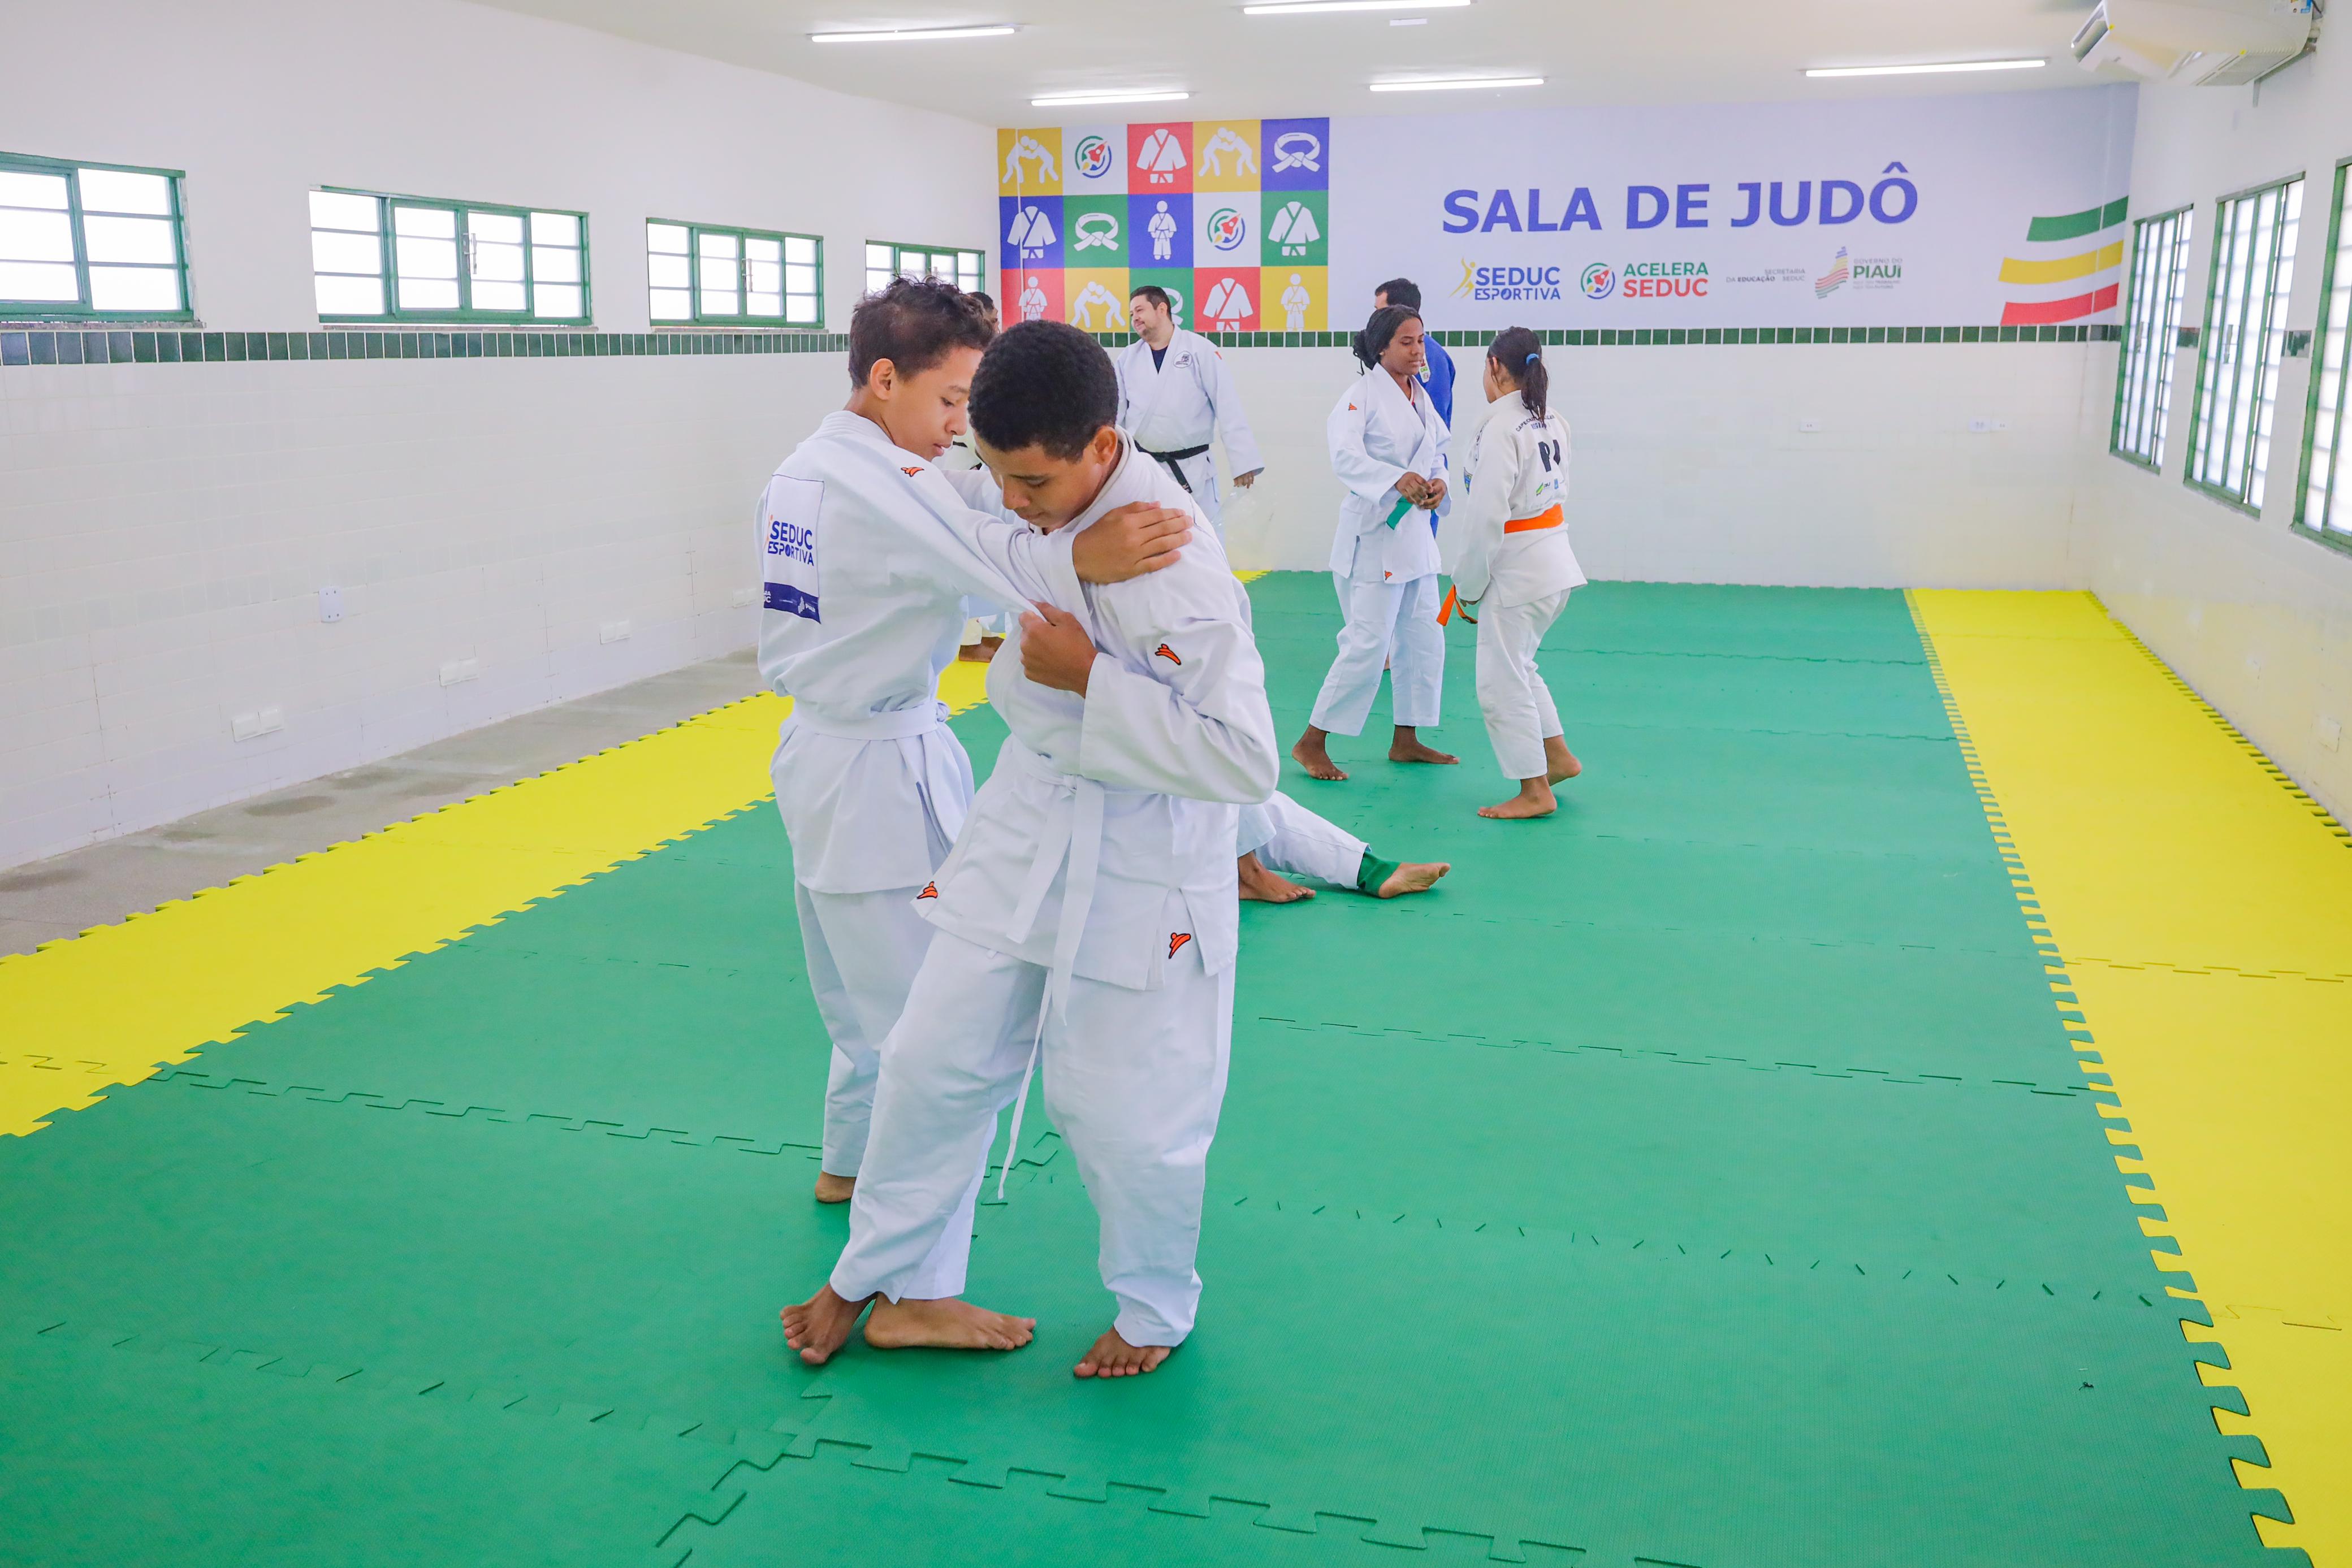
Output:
[1355, 851, 1399, 896]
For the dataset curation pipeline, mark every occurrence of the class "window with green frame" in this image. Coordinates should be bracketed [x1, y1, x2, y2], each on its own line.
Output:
[2298, 158, 2352, 545]
[863, 241, 983, 300]
[648, 221, 821, 326]
[2111, 205, 2194, 470]
[0, 153, 191, 319]
[2185, 174, 2303, 512]
[308, 189, 589, 323]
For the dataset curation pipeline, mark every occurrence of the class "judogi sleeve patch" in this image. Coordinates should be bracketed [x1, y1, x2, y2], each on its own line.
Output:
[1168, 932, 1193, 957]
[763, 475, 823, 621]
[1154, 642, 1182, 666]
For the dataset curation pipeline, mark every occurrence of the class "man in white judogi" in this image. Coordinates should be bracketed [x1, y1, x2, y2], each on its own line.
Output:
[1113, 284, 1263, 533]
[783, 321, 1279, 1379]
[760, 279, 1190, 1275]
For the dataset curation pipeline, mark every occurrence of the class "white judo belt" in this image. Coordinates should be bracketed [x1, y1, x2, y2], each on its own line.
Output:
[990, 742, 1122, 1199]
[785, 700, 969, 842]
[1139, 443, 1209, 496]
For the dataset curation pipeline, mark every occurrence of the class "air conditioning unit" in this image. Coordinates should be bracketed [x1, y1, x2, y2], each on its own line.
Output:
[2072, 0, 2320, 85]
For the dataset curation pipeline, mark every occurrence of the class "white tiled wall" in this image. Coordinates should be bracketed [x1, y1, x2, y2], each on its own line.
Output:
[2065, 45, 2352, 822]
[0, 352, 845, 864]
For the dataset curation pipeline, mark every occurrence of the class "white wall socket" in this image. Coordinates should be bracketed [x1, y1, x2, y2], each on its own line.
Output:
[439, 658, 479, 687]
[231, 707, 284, 742]
[730, 586, 757, 608]
[1798, 418, 1821, 433]
[599, 619, 633, 644]
[1968, 418, 2008, 433]
[317, 586, 344, 623]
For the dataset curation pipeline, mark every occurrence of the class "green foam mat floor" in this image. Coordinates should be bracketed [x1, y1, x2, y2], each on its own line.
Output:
[0, 579, 2283, 1566]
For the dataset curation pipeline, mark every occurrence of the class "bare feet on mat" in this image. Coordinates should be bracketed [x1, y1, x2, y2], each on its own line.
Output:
[813, 1171, 855, 1204]
[957, 635, 1004, 663]
[1387, 726, 1458, 766]
[1545, 735, 1582, 783]
[1074, 1327, 1173, 1378]
[1291, 727, 1346, 781]
[780, 1284, 872, 1366]
[1237, 851, 1315, 903]
[1479, 781, 1557, 820]
[864, 1297, 1036, 1353]
[1377, 861, 1451, 897]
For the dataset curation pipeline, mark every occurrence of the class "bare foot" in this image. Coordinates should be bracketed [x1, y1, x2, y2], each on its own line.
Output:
[813, 1171, 855, 1203]
[1478, 781, 1557, 820]
[780, 1284, 872, 1366]
[1237, 851, 1314, 903]
[1376, 861, 1450, 898]
[864, 1297, 1036, 1353]
[957, 635, 1004, 664]
[1545, 735, 1582, 783]
[1291, 727, 1346, 782]
[1388, 726, 1458, 766]
[1073, 1326, 1173, 1378]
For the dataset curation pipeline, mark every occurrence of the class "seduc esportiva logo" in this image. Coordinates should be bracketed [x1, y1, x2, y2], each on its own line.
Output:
[1452, 261, 1566, 302]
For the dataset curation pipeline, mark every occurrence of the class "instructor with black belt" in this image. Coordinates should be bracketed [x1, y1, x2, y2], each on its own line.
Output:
[1113, 285, 1264, 538]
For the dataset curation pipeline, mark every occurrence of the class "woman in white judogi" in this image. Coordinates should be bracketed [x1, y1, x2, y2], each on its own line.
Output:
[784, 323, 1278, 1379]
[1441, 327, 1586, 820]
[760, 280, 1184, 1222]
[1291, 305, 1455, 783]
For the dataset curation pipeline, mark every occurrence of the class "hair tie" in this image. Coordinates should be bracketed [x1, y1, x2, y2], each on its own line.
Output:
[1524, 351, 1540, 366]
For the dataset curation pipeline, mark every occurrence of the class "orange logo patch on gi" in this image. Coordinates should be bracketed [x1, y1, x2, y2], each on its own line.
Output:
[916, 881, 939, 900]
[1154, 642, 1182, 666]
[900, 466, 925, 477]
[1168, 932, 1193, 958]
[1382, 571, 1394, 581]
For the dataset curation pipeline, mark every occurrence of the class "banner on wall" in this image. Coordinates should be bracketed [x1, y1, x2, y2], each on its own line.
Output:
[997, 86, 2135, 335]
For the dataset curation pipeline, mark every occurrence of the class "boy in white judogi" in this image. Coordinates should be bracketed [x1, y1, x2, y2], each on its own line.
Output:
[1441, 327, 1586, 820]
[760, 279, 1190, 1238]
[1291, 304, 1456, 783]
[1113, 285, 1264, 532]
[782, 322, 1279, 1380]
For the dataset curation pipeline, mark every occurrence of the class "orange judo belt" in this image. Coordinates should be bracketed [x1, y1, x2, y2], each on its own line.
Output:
[1504, 503, 1563, 534]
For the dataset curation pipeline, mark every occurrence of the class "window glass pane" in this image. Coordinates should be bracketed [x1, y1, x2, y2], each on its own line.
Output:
[0, 171, 70, 210]
[2190, 180, 2302, 506]
[649, 252, 690, 289]
[393, 204, 456, 238]
[396, 232, 458, 281]
[309, 190, 378, 231]
[698, 231, 740, 263]
[786, 293, 818, 325]
[0, 259, 80, 301]
[533, 282, 582, 319]
[648, 222, 689, 255]
[473, 279, 526, 311]
[76, 169, 172, 216]
[468, 210, 525, 246]
[83, 213, 175, 265]
[865, 242, 891, 271]
[650, 287, 693, 321]
[315, 273, 384, 316]
[702, 288, 741, 316]
[785, 262, 818, 294]
[469, 214, 526, 284]
[786, 236, 817, 266]
[399, 276, 459, 310]
[2306, 168, 2352, 536]
[959, 254, 981, 291]
[746, 236, 781, 266]
[312, 228, 381, 275]
[0, 207, 75, 263]
[532, 245, 580, 284]
[88, 265, 180, 311]
[530, 211, 578, 247]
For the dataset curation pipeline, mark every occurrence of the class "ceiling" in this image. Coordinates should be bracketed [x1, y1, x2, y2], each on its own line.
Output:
[475, 0, 2126, 125]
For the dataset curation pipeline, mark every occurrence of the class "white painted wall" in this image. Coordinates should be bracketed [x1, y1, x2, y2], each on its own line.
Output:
[1217, 340, 2093, 588]
[0, 0, 995, 868]
[2065, 45, 2352, 820]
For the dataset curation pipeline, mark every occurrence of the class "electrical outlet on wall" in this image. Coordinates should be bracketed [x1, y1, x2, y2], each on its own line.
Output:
[1968, 418, 2008, 433]
[600, 620, 632, 644]
[231, 707, 284, 742]
[1798, 418, 1821, 433]
[318, 587, 344, 623]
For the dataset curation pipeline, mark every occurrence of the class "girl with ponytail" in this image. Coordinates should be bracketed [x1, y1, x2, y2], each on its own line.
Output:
[1435, 328, 1587, 819]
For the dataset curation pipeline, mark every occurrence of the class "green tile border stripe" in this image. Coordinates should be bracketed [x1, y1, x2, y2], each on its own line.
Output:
[0, 328, 849, 368]
[0, 323, 2121, 368]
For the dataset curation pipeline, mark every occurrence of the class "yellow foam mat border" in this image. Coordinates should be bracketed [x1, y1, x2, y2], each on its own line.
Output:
[1911, 588, 2350, 1565]
[0, 665, 997, 1141]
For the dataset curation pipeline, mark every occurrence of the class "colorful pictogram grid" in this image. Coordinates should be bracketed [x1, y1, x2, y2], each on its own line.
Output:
[997, 120, 1332, 337]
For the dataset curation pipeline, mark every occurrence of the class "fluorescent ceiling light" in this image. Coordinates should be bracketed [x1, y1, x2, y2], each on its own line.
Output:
[1805, 58, 2045, 78]
[1245, 1, 1471, 14]
[1370, 75, 1542, 92]
[810, 24, 1017, 43]
[1030, 89, 1191, 106]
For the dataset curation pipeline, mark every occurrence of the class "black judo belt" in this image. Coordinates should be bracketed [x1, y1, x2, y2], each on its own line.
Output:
[1140, 443, 1209, 493]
